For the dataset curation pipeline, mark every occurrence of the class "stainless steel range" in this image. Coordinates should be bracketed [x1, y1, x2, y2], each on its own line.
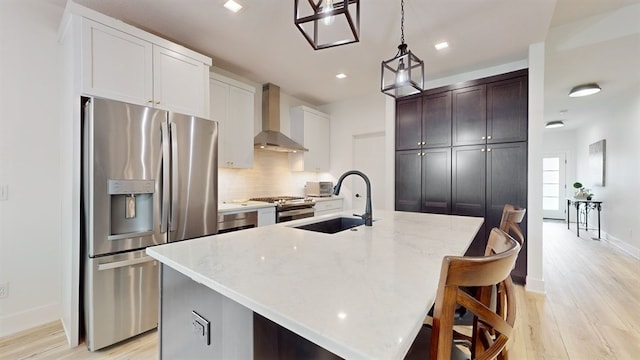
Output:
[249, 196, 315, 222]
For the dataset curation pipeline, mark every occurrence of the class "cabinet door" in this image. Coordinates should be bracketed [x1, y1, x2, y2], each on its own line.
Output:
[81, 19, 153, 105]
[452, 145, 487, 256]
[423, 92, 452, 148]
[452, 145, 486, 217]
[291, 107, 330, 172]
[421, 148, 451, 214]
[486, 142, 527, 282]
[153, 45, 207, 117]
[487, 76, 528, 143]
[210, 79, 255, 169]
[396, 98, 422, 150]
[395, 150, 422, 212]
[452, 85, 486, 146]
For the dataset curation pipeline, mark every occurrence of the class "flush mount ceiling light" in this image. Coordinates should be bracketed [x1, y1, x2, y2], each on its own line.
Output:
[336, 73, 347, 79]
[545, 121, 565, 129]
[381, 0, 424, 98]
[294, 0, 360, 50]
[569, 83, 601, 97]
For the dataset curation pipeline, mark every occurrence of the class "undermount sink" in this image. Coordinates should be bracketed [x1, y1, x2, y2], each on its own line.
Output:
[293, 217, 365, 234]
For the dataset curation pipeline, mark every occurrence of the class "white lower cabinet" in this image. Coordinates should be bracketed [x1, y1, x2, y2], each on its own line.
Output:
[258, 207, 276, 226]
[314, 198, 343, 217]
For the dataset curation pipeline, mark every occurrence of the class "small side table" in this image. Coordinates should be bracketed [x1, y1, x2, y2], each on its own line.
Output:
[566, 198, 603, 239]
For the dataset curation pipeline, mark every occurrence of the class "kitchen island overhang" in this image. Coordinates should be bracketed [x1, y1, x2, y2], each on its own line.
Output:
[147, 210, 483, 359]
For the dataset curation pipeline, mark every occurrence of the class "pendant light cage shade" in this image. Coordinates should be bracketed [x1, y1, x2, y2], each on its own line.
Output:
[294, 0, 360, 50]
[381, 45, 425, 98]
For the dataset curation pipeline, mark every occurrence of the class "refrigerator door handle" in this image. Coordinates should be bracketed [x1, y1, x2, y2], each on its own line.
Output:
[170, 122, 179, 232]
[161, 122, 170, 233]
[97, 255, 156, 271]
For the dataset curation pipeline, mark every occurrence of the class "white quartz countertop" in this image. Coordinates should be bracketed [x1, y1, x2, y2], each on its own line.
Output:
[218, 201, 275, 213]
[147, 210, 483, 359]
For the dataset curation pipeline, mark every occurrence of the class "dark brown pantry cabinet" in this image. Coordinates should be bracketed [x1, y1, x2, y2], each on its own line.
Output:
[394, 69, 528, 284]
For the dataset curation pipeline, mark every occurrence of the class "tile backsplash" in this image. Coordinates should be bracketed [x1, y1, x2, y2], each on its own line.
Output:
[218, 150, 333, 202]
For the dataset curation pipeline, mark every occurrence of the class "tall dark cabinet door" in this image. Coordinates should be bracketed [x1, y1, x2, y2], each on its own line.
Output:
[395, 150, 422, 212]
[396, 98, 422, 150]
[452, 85, 486, 146]
[486, 142, 528, 282]
[423, 92, 452, 148]
[452, 145, 487, 256]
[487, 76, 528, 143]
[452, 145, 486, 217]
[422, 148, 451, 214]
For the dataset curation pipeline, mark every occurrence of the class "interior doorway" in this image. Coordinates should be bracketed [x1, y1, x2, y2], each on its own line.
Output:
[542, 153, 566, 219]
[352, 132, 386, 212]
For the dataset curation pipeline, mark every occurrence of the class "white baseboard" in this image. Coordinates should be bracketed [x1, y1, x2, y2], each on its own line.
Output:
[602, 232, 640, 260]
[0, 302, 60, 338]
[524, 276, 545, 294]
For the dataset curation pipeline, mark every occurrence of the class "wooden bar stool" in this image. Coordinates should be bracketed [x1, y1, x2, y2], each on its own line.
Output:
[497, 204, 526, 249]
[408, 228, 520, 360]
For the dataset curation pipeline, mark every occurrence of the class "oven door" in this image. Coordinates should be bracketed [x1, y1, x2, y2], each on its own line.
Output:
[277, 207, 315, 223]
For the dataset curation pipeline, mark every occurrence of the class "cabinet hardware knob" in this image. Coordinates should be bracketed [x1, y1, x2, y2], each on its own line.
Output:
[156, 101, 161, 104]
[481, 148, 485, 152]
[147, 100, 153, 103]
[421, 153, 425, 156]
[487, 136, 492, 139]
[418, 142, 422, 145]
[422, 141, 426, 145]
[487, 148, 492, 152]
[481, 136, 486, 140]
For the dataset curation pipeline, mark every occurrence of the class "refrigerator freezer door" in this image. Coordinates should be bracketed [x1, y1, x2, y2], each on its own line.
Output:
[84, 250, 159, 351]
[86, 98, 166, 257]
[167, 113, 218, 241]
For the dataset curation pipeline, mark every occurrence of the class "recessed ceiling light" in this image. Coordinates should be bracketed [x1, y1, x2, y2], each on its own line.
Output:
[336, 73, 347, 79]
[224, 0, 242, 13]
[434, 41, 449, 50]
[545, 121, 565, 129]
[569, 83, 601, 97]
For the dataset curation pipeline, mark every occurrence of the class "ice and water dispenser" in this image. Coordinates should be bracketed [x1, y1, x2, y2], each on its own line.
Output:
[107, 179, 155, 240]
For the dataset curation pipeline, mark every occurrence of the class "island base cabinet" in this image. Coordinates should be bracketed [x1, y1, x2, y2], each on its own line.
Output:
[254, 314, 341, 360]
[160, 265, 253, 359]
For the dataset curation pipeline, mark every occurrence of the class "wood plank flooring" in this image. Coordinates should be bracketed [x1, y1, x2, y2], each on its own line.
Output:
[1, 221, 638, 359]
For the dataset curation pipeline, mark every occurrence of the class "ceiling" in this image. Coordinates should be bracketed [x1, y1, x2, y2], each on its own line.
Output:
[50, 0, 639, 130]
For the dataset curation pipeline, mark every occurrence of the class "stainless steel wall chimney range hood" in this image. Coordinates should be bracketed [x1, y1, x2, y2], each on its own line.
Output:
[254, 83, 308, 153]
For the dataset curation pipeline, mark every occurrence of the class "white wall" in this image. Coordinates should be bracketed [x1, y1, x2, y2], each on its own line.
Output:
[0, 0, 65, 336]
[575, 88, 640, 257]
[320, 91, 389, 211]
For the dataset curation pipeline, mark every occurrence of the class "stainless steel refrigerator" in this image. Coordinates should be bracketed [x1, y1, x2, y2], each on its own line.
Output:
[81, 97, 218, 351]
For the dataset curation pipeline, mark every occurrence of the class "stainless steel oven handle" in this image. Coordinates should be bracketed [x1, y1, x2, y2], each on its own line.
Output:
[278, 207, 315, 217]
[97, 256, 156, 271]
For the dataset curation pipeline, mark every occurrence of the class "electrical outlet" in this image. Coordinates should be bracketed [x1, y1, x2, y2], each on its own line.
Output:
[0, 282, 8, 298]
[191, 311, 210, 345]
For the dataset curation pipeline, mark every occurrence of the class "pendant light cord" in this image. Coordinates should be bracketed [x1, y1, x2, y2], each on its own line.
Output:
[400, 0, 405, 45]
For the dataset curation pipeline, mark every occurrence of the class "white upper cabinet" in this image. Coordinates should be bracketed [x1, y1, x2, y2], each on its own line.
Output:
[79, 17, 210, 117]
[210, 73, 255, 169]
[153, 46, 209, 116]
[290, 106, 330, 172]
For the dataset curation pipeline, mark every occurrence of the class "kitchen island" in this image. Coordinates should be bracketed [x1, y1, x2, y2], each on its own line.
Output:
[147, 210, 483, 359]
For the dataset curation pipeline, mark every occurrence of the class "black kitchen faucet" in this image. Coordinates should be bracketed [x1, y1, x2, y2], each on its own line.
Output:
[333, 170, 373, 226]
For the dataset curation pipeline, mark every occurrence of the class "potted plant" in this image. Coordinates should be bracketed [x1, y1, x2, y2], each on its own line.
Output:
[573, 182, 594, 200]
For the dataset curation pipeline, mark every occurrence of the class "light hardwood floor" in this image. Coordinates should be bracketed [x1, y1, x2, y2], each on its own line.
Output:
[1, 221, 638, 359]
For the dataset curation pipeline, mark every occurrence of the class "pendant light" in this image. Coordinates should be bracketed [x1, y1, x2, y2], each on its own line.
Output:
[294, 0, 360, 50]
[381, 0, 424, 98]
